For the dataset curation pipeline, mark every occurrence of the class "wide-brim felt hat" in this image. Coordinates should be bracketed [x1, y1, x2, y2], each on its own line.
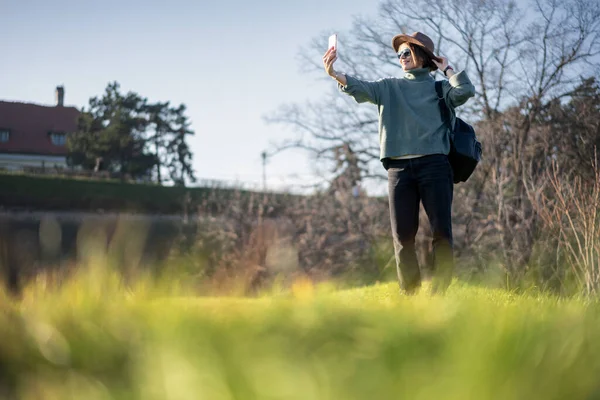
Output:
[392, 31, 442, 70]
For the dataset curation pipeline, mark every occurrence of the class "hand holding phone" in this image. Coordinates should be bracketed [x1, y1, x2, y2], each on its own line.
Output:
[328, 34, 337, 51]
[323, 33, 341, 80]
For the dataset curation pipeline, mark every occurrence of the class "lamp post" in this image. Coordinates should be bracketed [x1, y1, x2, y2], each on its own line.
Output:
[261, 151, 267, 191]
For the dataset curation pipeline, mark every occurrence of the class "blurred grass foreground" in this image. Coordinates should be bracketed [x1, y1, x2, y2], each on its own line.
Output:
[2, 175, 600, 399]
[2, 257, 600, 400]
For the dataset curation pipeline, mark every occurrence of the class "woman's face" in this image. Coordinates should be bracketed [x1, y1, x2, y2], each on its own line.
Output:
[398, 44, 422, 71]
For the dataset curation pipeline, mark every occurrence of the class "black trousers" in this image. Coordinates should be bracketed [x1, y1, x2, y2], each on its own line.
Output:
[386, 154, 454, 293]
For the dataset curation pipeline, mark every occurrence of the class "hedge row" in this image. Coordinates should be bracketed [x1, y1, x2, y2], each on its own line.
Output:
[0, 173, 293, 214]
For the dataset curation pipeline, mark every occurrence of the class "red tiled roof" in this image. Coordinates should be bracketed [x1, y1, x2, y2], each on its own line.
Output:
[0, 101, 80, 156]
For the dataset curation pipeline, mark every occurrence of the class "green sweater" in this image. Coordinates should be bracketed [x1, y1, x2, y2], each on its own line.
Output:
[339, 68, 475, 160]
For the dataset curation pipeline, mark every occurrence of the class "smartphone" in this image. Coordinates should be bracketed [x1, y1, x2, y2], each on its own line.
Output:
[328, 33, 337, 50]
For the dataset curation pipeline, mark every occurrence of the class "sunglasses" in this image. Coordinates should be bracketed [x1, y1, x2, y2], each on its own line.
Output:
[397, 48, 412, 59]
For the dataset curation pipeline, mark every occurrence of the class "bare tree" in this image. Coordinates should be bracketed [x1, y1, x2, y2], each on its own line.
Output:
[267, 0, 600, 280]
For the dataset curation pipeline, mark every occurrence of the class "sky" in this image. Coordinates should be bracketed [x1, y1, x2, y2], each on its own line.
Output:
[0, 0, 377, 193]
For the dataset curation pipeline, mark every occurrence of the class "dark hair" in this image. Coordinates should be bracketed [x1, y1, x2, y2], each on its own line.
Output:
[410, 44, 437, 71]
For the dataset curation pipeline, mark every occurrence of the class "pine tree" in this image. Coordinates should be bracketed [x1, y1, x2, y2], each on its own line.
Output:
[68, 82, 196, 184]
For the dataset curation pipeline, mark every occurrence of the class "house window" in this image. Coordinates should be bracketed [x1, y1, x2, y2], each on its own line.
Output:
[50, 132, 66, 146]
[0, 129, 9, 143]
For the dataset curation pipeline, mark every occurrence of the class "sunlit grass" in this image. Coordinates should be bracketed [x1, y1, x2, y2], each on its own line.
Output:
[3, 263, 600, 400]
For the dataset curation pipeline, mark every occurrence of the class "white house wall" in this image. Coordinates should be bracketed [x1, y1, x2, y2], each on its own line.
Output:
[0, 153, 68, 170]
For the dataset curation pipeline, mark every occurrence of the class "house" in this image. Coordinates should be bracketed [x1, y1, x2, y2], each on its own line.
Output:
[0, 86, 80, 171]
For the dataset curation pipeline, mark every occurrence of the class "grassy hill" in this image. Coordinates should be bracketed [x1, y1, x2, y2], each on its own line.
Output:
[3, 268, 600, 399]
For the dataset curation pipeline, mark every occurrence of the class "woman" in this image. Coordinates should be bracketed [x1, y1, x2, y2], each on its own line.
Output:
[322, 31, 475, 294]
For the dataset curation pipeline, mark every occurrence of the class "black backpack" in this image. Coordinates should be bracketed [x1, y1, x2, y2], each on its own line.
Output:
[434, 80, 482, 183]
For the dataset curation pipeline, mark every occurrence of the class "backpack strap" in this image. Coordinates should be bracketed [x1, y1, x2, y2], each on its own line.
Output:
[435, 80, 452, 131]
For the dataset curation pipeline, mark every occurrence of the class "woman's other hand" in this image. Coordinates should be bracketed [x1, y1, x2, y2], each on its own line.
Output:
[432, 56, 449, 72]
